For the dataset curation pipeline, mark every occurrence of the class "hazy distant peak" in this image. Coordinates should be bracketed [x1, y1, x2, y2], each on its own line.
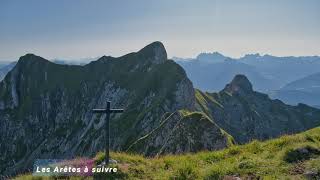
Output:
[242, 53, 261, 59]
[262, 54, 276, 58]
[197, 52, 225, 59]
[171, 57, 193, 61]
[195, 52, 227, 63]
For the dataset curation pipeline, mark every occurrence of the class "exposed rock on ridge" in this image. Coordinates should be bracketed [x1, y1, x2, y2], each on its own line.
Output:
[138, 41, 167, 65]
[223, 74, 253, 95]
[127, 110, 231, 156]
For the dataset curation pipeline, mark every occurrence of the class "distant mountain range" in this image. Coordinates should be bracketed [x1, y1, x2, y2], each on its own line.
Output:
[174, 53, 320, 107]
[176, 57, 278, 93]
[271, 72, 320, 107]
[2, 52, 319, 108]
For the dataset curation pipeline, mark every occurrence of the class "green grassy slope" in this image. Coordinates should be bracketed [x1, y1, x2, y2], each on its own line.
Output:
[14, 127, 320, 179]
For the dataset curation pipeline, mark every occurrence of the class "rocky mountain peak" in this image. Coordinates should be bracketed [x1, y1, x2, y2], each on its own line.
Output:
[138, 41, 167, 64]
[19, 53, 41, 61]
[17, 53, 50, 68]
[223, 74, 253, 95]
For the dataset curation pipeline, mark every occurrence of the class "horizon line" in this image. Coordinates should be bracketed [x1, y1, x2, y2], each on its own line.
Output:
[1, 51, 320, 63]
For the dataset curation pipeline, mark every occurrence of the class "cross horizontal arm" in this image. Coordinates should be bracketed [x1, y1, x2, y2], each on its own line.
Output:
[110, 109, 124, 113]
[92, 109, 107, 113]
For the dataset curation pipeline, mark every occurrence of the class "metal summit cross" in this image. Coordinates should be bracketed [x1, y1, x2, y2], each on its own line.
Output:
[92, 101, 124, 165]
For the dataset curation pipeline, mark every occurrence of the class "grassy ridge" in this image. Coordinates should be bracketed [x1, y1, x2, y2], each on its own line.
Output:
[14, 127, 320, 179]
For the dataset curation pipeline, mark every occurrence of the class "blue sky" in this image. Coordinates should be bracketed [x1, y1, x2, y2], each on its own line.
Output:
[0, 0, 319, 61]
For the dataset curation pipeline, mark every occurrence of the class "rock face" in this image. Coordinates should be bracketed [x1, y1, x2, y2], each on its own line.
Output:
[0, 42, 230, 176]
[223, 74, 253, 95]
[196, 74, 320, 143]
[127, 111, 232, 156]
[138, 41, 168, 65]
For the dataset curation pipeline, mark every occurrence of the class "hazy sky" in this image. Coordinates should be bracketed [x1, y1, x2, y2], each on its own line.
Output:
[0, 0, 319, 61]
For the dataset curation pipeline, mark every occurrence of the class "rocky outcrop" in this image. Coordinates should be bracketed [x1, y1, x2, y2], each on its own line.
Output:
[138, 41, 167, 65]
[126, 110, 232, 156]
[196, 74, 320, 143]
[223, 74, 253, 95]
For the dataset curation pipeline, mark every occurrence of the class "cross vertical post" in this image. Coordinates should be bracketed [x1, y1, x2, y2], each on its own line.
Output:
[92, 100, 124, 165]
[105, 101, 110, 164]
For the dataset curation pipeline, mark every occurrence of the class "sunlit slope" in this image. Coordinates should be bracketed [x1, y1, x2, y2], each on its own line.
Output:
[15, 127, 320, 179]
